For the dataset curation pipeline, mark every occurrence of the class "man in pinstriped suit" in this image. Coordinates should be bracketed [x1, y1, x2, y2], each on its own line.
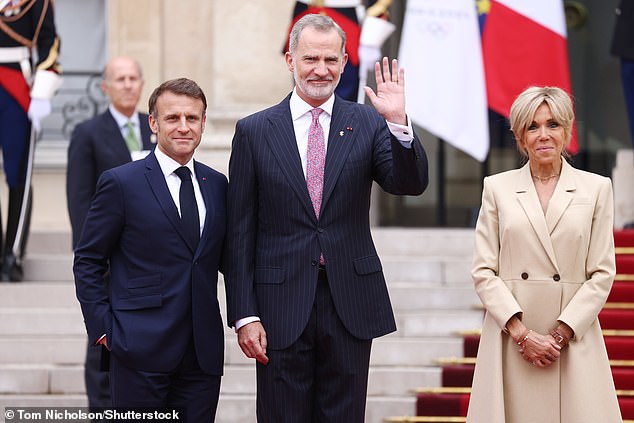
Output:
[224, 14, 428, 422]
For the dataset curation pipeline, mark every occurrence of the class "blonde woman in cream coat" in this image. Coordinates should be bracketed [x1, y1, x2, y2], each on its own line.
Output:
[466, 86, 622, 423]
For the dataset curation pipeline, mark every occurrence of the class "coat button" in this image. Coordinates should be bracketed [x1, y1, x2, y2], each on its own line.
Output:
[553, 274, 561, 281]
[521, 272, 528, 280]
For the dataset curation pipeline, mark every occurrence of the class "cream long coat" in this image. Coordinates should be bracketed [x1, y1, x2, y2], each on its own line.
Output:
[466, 159, 622, 423]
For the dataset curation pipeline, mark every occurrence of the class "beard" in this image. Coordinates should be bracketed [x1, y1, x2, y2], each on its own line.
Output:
[293, 67, 339, 101]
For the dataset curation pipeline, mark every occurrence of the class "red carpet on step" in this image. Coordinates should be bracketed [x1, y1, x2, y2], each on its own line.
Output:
[463, 334, 479, 358]
[616, 255, 634, 276]
[615, 229, 634, 248]
[442, 364, 475, 387]
[608, 281, 634, 302]
[612, 367, 634, 390]
[605, 336, 634, 360]
[599, 309, 634, 331]
[416, 393, 470, 417]
[620, 396, 634, 419]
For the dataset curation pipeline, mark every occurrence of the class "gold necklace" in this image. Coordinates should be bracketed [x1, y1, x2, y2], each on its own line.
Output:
[532, 173, 559, 182]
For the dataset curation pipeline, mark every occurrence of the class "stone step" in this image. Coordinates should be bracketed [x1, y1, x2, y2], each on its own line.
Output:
[0, 336, 86, 365]
[371, 336, 463, 367]
[388, 283, 480, 311]
[0, 308, 84, 336]
[394, 311, 484, 337]
[0, 362, 439, 399]
[372, 228, 474, 258]
[0, 334, 463, 371]
[216, 394, 418, 423]
[25, 228, 474, 258]
[0, 364, 83, 395]
[21, 252, 471, 287]
[0, 281, 480, 313]
[21, 228, 475, 286]
[0, 394, 415, 423]
[23, 254, 73, 282]
[0, 282, 77, 308]
[27, 231, 72, 255]
[382, 256, 471, 285]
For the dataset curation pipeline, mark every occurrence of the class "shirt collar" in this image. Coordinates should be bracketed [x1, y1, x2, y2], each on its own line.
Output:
[289, 87, 334, 121]
[109, 104, 140, 129]
[154, 147, 196, 179]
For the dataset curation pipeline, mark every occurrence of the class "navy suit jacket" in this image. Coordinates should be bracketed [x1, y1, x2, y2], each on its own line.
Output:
[74, 152, 227, 375]
[224, 94, 428, 350]
[67, 109, 154, 248]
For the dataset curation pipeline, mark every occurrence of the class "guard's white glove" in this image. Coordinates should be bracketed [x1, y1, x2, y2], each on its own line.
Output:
[27, 98, 51, 133]
[359, 45, 382, 77]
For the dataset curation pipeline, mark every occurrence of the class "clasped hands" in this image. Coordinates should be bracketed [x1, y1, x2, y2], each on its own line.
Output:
[516, 329, 563, 368]
[506, 315, 573, 368]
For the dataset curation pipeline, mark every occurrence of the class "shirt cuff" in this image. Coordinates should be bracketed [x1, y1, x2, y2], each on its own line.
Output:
[235, 316, 260, 332]
[386, 116, 414, 148]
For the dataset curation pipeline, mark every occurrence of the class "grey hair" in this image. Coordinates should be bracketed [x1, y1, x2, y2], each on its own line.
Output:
[288, 14, 346, 56]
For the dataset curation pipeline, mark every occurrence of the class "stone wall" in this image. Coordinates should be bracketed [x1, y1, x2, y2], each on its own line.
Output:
[105, 1, 297, 173]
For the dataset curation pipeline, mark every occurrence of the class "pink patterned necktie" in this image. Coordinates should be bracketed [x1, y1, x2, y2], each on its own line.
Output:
[306, 108, 325, 219]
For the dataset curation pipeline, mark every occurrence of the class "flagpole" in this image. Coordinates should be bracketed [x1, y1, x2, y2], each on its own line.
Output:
[436, 138, 446, 227]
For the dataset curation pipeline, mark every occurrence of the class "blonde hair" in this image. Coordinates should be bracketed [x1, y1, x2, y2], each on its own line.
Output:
[509, 86, 574, 157]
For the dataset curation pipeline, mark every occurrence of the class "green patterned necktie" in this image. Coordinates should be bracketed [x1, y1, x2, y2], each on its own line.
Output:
[125, 120, 139, 152]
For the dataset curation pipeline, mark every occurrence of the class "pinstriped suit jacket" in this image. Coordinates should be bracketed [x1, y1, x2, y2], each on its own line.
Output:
[224, 93, 429, 350]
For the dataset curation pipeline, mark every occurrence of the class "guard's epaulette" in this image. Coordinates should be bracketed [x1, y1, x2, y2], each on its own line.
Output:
[0, 0, 44, 48]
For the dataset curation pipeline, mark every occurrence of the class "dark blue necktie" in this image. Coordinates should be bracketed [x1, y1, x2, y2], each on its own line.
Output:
[174, 166, 200, 249]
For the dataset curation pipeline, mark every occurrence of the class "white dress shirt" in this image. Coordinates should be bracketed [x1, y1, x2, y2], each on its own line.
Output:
[154, 147, 206, 236]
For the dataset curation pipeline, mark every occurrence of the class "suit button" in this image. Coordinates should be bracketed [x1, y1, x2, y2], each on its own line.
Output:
[317, 228, 324, 233]
[521, 272, 528, 280]
[311, 260, 318, 266]
[553, 274, 561, 281]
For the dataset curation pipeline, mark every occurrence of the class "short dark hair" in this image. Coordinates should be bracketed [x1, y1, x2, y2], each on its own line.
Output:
[148, 78, 207, 117]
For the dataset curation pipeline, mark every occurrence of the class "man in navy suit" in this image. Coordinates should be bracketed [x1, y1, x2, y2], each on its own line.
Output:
[224, 14, 428, 422]
[66, 56, 154, 411]
[67, 56, 154, 248]
[74, 78, 226, 421]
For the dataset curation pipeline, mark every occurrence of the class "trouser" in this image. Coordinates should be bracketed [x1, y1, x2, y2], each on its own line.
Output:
[110, 337, 221, 423]
[256, 268, 373, 423]
[0, 84, 34, 281]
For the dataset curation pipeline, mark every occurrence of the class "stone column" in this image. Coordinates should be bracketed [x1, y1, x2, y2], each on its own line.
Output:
[106, 0, 295, 174]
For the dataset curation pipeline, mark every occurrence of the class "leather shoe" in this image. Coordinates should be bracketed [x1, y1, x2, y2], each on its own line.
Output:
[1, 254, 23, 282]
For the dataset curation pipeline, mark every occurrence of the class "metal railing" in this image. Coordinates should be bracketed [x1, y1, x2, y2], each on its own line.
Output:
[40, 71, 108, 142]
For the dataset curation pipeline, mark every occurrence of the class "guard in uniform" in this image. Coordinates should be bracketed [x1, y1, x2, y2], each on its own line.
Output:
[0, 0, 61, 281]
[285, 0, 395, 103]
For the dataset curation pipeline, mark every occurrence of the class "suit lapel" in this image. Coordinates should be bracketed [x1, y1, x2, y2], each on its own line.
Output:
[545, 159, 575, 235]
[139, 113, 155, 150]
[103, 111, 132, 161]
[265, 95, 316, 220]
[195, 161, 215, 257]
[515, 163, 559, 269]
[143, 152, 192, 249]
[322, 97, 356, 212]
